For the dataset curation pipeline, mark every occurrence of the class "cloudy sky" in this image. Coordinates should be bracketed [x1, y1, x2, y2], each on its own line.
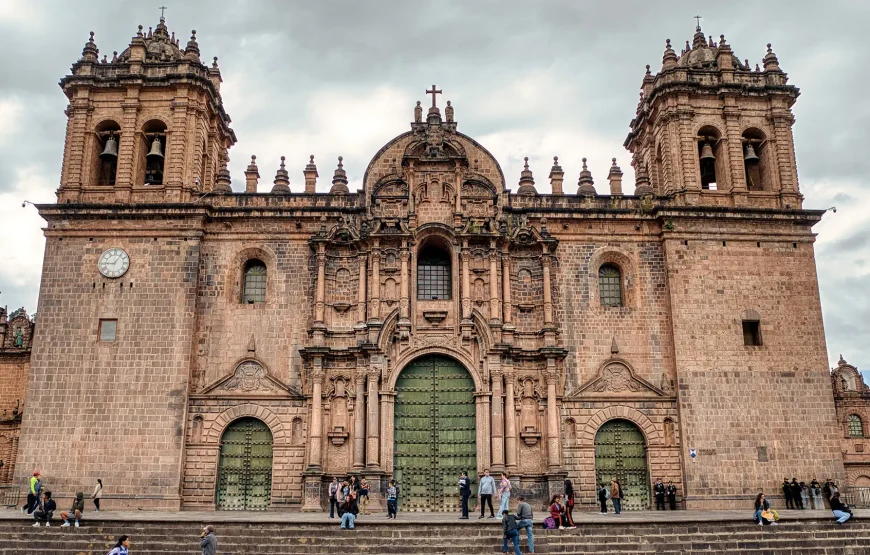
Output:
[0, 0, 867, 373]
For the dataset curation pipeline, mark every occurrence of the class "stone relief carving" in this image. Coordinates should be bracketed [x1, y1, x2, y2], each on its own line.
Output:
[594, 364, 641, 393]
[223, 361, 276, 392]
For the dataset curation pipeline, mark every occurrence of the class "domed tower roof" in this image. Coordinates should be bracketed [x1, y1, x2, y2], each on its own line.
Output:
[677, 24, 748, 70]
[117, 16, 185, 63]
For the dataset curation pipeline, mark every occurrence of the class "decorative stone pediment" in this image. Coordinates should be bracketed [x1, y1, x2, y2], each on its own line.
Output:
[202, 360, 296, 396]
[568, 359, 666, 398]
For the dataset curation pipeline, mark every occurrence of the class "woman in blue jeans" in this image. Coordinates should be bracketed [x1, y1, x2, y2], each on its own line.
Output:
[501, 510, 521, 555]
[610, 479, 622, 514]
[498, 472, 512, 518]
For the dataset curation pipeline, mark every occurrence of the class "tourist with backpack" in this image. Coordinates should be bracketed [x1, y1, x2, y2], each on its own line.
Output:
[107, 535, 131, 555]
[598, 483, 609, 513]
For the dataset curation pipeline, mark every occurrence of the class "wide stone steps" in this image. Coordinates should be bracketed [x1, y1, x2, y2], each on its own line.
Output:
[0, 518, 868, 554]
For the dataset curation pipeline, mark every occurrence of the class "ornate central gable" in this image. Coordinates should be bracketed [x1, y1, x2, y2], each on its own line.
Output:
[569, 359, 666, 398]
[202, 360, 299, 397]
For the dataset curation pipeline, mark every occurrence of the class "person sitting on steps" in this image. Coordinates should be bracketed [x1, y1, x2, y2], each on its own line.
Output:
[829, 492, 852, 525]
[60, 491, 85, 527]
[31, 491, 56, 527]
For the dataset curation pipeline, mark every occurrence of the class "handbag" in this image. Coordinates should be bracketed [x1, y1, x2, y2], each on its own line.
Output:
[543, 516, 556, 529]
[770, 509, 780, 521]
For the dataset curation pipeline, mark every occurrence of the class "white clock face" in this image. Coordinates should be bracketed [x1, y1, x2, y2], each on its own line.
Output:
[98, 248, 130, 278]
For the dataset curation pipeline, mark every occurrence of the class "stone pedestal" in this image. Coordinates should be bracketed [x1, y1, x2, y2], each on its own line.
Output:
[301, 472, 324, 512]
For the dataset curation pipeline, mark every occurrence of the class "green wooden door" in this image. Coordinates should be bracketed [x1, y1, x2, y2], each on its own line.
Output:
[394, 355, 477, 511]
[594, 419, 650, 510]
[216, 417, 273, 510]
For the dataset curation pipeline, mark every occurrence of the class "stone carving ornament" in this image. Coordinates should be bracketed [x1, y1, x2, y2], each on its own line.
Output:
[224, 361, 268, 392]
[593, 363, 641, 393]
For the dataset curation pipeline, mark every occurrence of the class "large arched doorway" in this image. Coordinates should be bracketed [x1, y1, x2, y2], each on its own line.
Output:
[216, 417, 273, 510]
[394, 355, 476, 511]
[594, 419, 650, 510]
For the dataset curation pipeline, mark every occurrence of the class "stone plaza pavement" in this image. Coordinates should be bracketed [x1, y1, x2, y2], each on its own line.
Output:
[1, 507, 866, 525]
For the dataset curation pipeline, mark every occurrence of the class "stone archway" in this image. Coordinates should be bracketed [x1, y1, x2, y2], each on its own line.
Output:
[594, 419, 650, 510]
[393, 355, 477, 511]
[216, 417, 273, 510]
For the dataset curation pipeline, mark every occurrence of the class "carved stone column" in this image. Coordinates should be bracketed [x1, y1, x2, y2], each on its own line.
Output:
[369, 241, 381, 322]
[546, 367, 562, 470]
[380, 392, 396, 474]
[353, 374, 366, 470]
[461, 242, 471, 320]
[490, 369, 505, 471]
[504, 368, 518, 472]
[476, 393, 492, 473]
[366, 368, 381, 469]
[542, 245, 553, 326]
[399, 243, 410, 325]
[314, 244, 326, 324]
[307, 369, 324, 471]
[489, 242, 500, 324]
[357, 253, 367, 326]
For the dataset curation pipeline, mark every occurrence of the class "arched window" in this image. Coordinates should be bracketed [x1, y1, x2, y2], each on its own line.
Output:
[599, 264, 623, 307]
[849, 415, 865, 438]
[697, 126, 723, 191]
[242, 260, 267, 304]
[93, 120, 120, 186]
[742, 128, 769, 191]
[417, 245, 451, 300]
[141, 120, 167, 185]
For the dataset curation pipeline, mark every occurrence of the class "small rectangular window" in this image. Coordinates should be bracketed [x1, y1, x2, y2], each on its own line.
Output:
[99, 319, 117, 342]
[742, 320, 762, 346]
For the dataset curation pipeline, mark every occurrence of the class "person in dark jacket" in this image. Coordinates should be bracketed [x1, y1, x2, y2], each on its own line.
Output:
[789, 478, 804, 509]
[782, 478, 794, 509]
[32, 491, 56, 527]
[200, 525, 217, 555]
[60, 492, 85, 527]
[666, 481, 677, 510]
[563, 479, 576, 529]
[458, 471, 472, 519]
[830, 492, 852, 524]
[654, 478, 666, 510]
[501, 510, 521, 555]
[597, 483, 609, 513]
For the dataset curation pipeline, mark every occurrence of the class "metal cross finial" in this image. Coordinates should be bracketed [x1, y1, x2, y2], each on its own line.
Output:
[694, 15, 702, 29]
[425, 85, 442, 108]
[159, 5, 168, 18]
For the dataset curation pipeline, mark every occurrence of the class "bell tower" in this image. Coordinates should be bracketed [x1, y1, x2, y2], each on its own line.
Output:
[57, 15, 236, 204]
[625, 22, 801, 209]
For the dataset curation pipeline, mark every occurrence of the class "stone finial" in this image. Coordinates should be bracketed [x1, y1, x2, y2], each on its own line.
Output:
[608, 158, 624, 196]
[692, 24, 706, 49]
[516, 157, 537, 195]
[414, 101, 423, 123]
[154, 14, 169, 38]
[101, 55, 108, 64]
[577, 158, 596, 195]
[716, 35, 733, 71]
[445, 100, 454, 123]
[755, 64, 761, 72]
[634, 163, 653, 196]
[744, 58, 750, 70]
[244, 155, 260, 193]
[112, 51, 118, 63]
[611, 336, 619, 355]
[184, 30, 201, 61]
[212, 56, 219, 69]
[304, 155, 319, 194]
[136, 25, 144, 38]
[271, 156, 291, 194]
[80, 31, 99, 63]
[213, 154, 233, 194]
[209, 57, 222, 90]
[247, 334, 257, 353]
[548, 156, 564, 195]
[838, 354, 848, 367]
[662, 39, 678, 69]
[330, 156, 349, 194]
[763, 43, 781, 72]
[708, 35, 715, 48]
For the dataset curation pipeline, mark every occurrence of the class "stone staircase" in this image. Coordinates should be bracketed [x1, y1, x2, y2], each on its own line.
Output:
[0, 518, 868, 554]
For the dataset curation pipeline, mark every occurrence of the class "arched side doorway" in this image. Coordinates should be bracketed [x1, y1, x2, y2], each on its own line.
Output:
[594, 419, 650, 510]
[394, 355, 477, 511]
[216, 417, 273, 510]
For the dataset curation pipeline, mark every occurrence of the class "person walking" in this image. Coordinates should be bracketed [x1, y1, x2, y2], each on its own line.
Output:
[93, 479, 103, 512]
[610, 479, 622, 515]
[515, 496, 534, 553]
[328, 477, 339, 518]
[497, 472, 512, 519]
[666, 481, 677, 510]
[789, 478, 804, 509]
[60, 492, 85, 527]
[107, 535, 131, 555]
[200, 525, 217, 555]
[563, 480, 576, 529]
[478, 469, 496, 519]
[501, 510, 521, 555]
[458, 471, 471, 519]
[23, 471, 40, 514]
[359, 477, 370, 516]
[829, 491, 852, 524]
[654, 478, 666, 510]
[782, 478, 793, 510]
[597, 483, 609, 513]
[31, 491, 56, 527]
[386, 479, 398, 519]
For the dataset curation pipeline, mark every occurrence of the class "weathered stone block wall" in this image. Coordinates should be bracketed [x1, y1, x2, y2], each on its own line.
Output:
[664, 235, 845, 508]
[183, 399, 307, 509]
[0, 354, 27, 417]
[15, 234, 199, 508]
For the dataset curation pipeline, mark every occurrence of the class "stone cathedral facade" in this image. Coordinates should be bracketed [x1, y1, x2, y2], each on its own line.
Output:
[12, 17, 848, 511]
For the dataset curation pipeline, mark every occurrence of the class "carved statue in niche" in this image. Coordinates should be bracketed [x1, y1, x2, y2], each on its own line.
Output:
[291, 418, 303, 446]
[518, 377, 542, 446]
[473, 278, 485, 307]
[664, 418, 675, 447]
[384, 278, 398, 306]
[328, 376, 353, 445]
[13, 327, 23, 348]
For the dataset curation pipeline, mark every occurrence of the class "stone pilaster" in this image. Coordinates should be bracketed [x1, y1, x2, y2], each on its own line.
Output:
[504, 368, 518, 472]
[353, 374, 366, 470]
[366, 367, 381, 470]
[490, 367, 505, 471]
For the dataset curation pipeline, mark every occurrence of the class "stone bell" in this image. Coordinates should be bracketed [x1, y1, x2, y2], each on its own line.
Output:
[147, 136, 164, 159]
[744, 143, 759, 163]
[699, 142, 715, 161]
[99, 135, 118, 159]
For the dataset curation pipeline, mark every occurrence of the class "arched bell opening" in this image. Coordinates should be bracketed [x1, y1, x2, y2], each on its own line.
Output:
[742, 127, 770, 191]
[141, 119, 167, 185]
[697, 125, 724, 191]
[93, 120, 120, 186]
